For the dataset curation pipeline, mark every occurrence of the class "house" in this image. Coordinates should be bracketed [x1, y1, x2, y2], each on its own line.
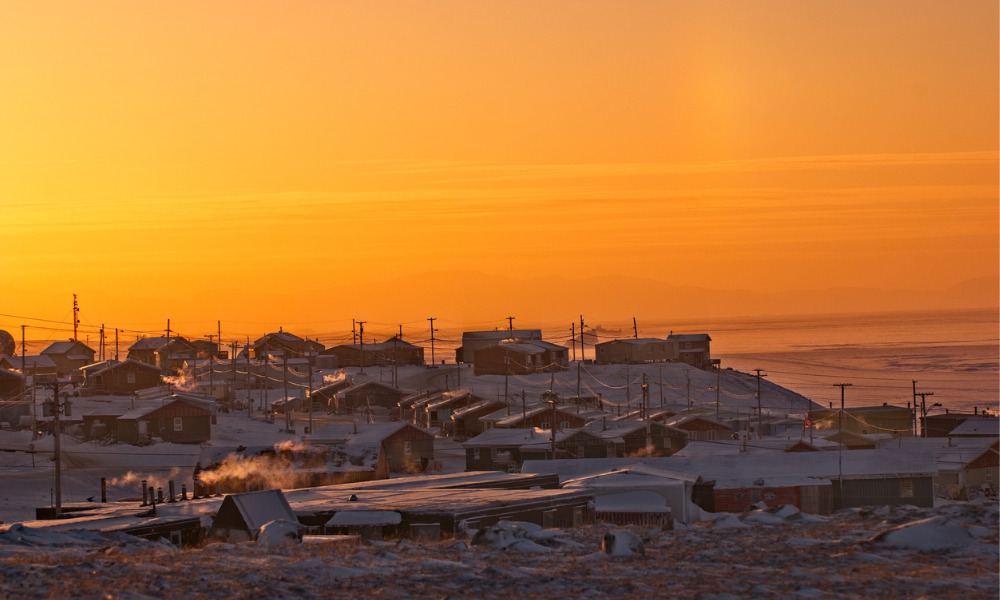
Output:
[809, 403, 913, 438]
[492, 402, 589, 430]
[0, 367, 25, 401]
[580, 419, 689, 458]
[127, 336, 198, 374]
[456, 329, 543, 364]
[329, 381, 409, 418]
[251, 330, 324, 363]
[0, 354, 58, 377]
[560, 464, 702, 523]
[463, 428, 560, 471]
[307, 422, 435, 473]
[208, 489, 299, 542]
[116, 396, 213, 444]
[40, 340, 96, 376]
[189, 339, 221, 360]
[309, 379, 353, 412]
[524, 448, 938, 516]
[0, 367, 29, 427]
[80, 360, 163, 396]
[320, 337, 424, 368]
[451, 398, 509, 440]
[663, 415, 732, 442]
[822, 430, 894, 450]
[473, 341, 569, 375]
[946, 417, 999, 438]
[595, 338, 673, 365]
[420, 391, 483, 431]
[665, 333, 712, 369]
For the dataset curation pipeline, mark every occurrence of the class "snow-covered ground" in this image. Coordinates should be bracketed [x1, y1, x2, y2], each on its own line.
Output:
[0, 501, 996, 599]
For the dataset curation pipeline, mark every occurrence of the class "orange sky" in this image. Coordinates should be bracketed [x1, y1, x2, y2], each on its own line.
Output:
[2, 1, 997, 339]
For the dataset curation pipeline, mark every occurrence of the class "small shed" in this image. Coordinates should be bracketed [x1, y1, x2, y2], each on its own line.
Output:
[209, 489, 299, 542]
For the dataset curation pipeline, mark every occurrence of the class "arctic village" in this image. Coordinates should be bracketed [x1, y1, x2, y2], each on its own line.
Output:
[0, 319, 997, 598]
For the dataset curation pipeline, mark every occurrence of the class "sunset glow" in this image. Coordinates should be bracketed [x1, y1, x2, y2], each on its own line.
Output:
[2, 1, 997, 336]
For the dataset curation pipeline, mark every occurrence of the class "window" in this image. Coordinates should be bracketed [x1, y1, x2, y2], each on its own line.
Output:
[127, 373, 136, 384]
[173, 417, 183, 432]
[473, 448, 481, 461]
[559, 421, 570, 430]
[540, 421, 551, 430]
[403, 441, 412, 455]
[899, 479, 914, 498]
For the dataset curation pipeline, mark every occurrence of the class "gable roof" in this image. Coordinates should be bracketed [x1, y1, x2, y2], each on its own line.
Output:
[41, 341, 95, 357]
[213, 489, 297, 534]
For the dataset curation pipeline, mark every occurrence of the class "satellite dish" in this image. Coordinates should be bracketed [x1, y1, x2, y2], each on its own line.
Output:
[0, 330, 15, 356]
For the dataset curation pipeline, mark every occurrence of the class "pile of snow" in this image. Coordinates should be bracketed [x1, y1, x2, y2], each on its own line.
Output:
[870, 516, 975, 551]
[257, 519, 302, 545]
[470, 521, 576, 553]
[600, 530, 645, 557]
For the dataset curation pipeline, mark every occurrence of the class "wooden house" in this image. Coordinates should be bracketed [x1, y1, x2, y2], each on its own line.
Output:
[582, 420, 689, 458]
[208, 489, 299, 542]
[451, 398, 509, 440]
[665, 333, 712, 369]
[456, 329, 543, 364]
[808, 403, 913, 438]
[330, 381, 409, 417]
[473, 341, 569, 375]
[463, 428, 556, 471]
[116, 397, 213, 444]
[308, 422, 435, 473]
[0, 367, 24, 400]
[252, 330, 325, 363]
[321, 337, 424, 368]
[81, 360, 163, 396]
[664, 415, 732, 442]
[595, 338, 673, 365]
[421, 391, 483, 431]
[40, 340, 96, 376]
[0, 354, 58, 377]
[492, 403, 589, 430]
[127, 336, 198, 374]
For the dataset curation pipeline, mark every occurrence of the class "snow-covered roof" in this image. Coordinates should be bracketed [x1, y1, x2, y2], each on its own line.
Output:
[948, 417, 999, 437]
[307, 422, 430, 446]
[463, 428, 554, 448]
[666, 333, 711, 342]
[41, 341, 94, 356]
[596, 338, 667, 346]
[462, 330, 542, 341]
[524, 448, 938, 486]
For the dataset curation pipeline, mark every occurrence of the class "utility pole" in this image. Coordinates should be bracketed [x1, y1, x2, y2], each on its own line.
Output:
[246, 337, 252, 417]
[711, 359, 722, 422]
[307, 361, 313, 435]
[916, 391, 935, 438]
[642, 374, 651, 452]
[686, 369, 691, 411]
[357, 321, 366, 374]
[579, 315, 586, 363]
[20, 325, 26, 405]
[115, 328, 119, 361]
[570, 323, 576, 362]
[39, 378, 69, 516]
[72, 294, 79, 342]
[912, 380, 919, 437]
[833, 383, 852, 509]
[231, 341, 237, 411]
[427, 318, 437, 366]
[753, 369, 766, 439]
[352, 319, 357, 345]
[633, 317, 638, 339]
[506, 316, 515, 332]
